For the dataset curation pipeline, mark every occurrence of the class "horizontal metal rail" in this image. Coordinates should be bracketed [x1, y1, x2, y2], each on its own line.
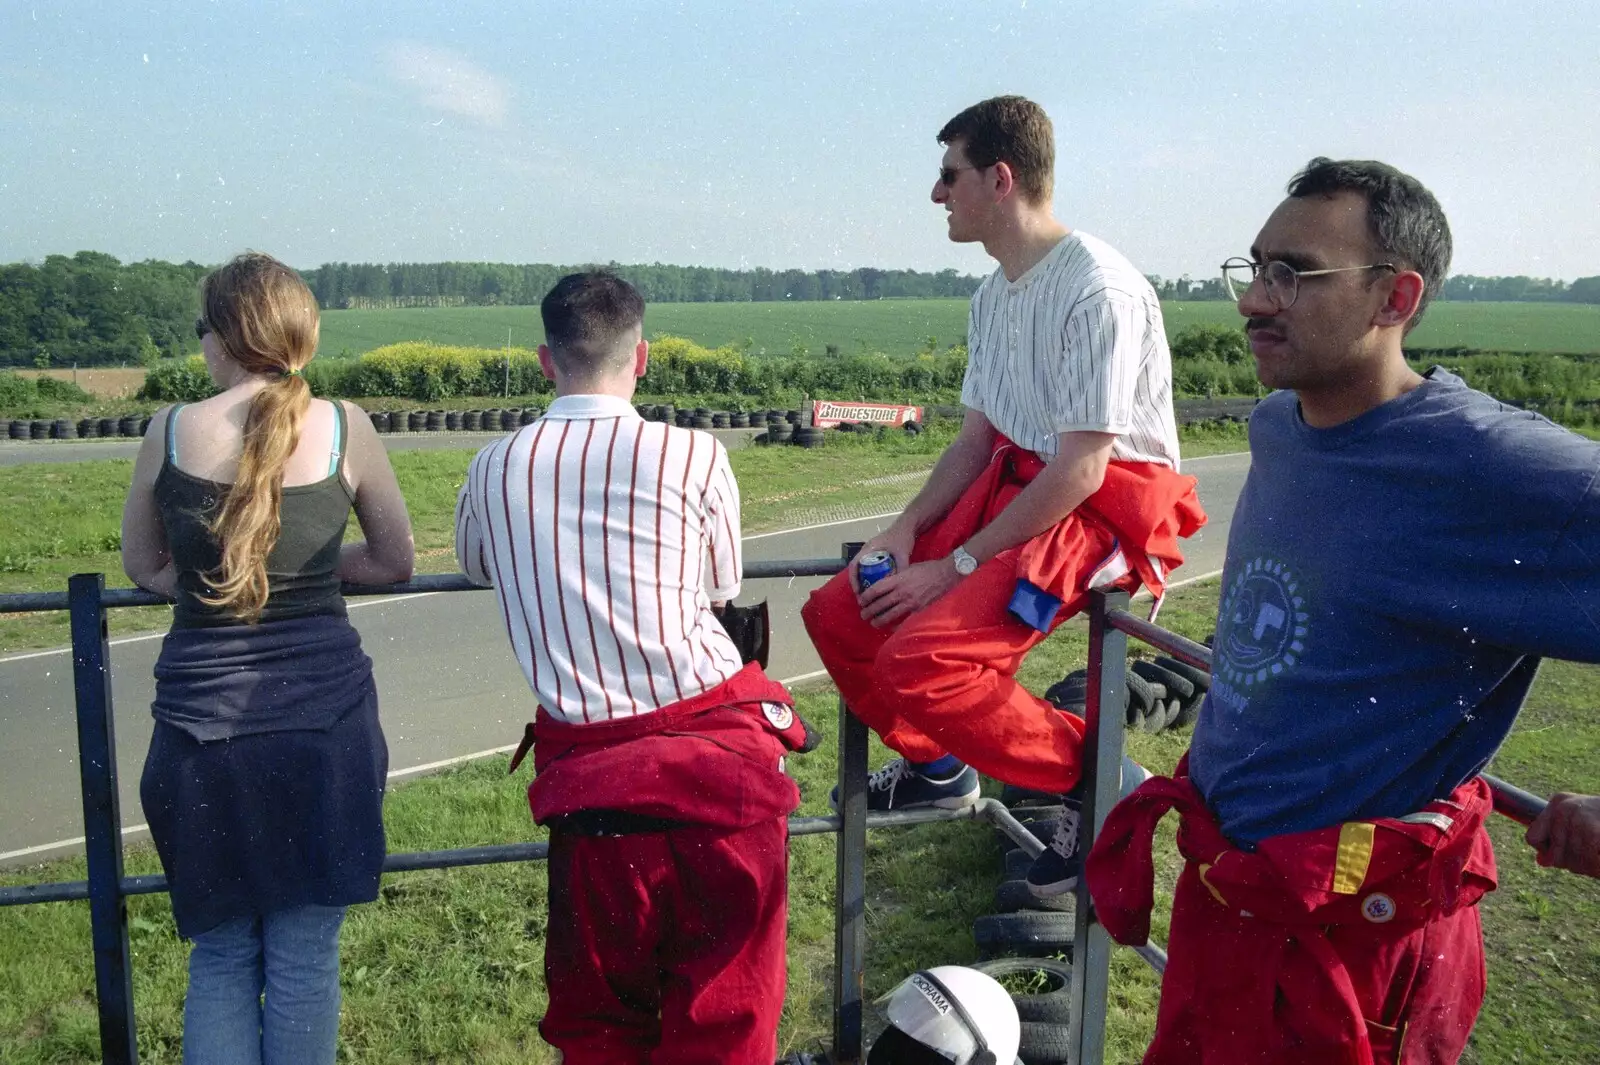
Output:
[0, 559, 848, 615]
[0, 800, 1028, 909]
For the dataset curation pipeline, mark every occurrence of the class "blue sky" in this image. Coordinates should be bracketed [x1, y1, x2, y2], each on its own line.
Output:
[2, 2, 1596, 280]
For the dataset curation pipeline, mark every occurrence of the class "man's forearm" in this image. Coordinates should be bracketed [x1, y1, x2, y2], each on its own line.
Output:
[963, 453, 1103, 562]
[896, 431, 993, 536]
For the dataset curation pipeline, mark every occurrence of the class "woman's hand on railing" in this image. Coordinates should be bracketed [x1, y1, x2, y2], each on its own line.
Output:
[1525, 792, 1600, 879]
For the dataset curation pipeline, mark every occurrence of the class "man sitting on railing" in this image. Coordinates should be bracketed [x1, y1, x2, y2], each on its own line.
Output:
[453, 272, 810, 1065]
[1086, 157, 1600, 1065]
[801, 95, 1205, 896]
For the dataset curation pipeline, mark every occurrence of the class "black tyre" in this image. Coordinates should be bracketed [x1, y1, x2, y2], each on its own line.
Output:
[970, 957, 1075, 1024]
[483, 408, 502, 429]
[408, 410, 427, 431]
[711, 412, 731, 428]
[521, 408, 540, 425]
[30, 419, 51, 439]
[903, 419, 923, 435]
[973, 910, 1075, 960]
[1003, 847, 1034, 881]
[448, 410, 467, 431]
[118, 415, 141, 437]
[656, 404, 675, 423]
[795, 427, 825, 448]
[1131, 658, 1196, 703]
[729, 411, 749, 428]
[995, 878, 1075, 915]
[461, 410, 481, 431]
[77, 418, 98, 439]
[1122, 670, 1164, 731]
[1044, 670, 1089, 713]
[52, 418, 76, 439]
[139, 416, 152, 436]
[368, 410, 389, 433]
[500, 409, 520, 431]
[1018, 1020, 1075, 1063]
[426, 410, 446, 431]
[98, 417, 119, 437]
[1154, 655, 1211, 727]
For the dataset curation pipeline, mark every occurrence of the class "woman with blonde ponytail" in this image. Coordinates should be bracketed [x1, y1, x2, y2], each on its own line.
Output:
[121, 252, 414, 1065]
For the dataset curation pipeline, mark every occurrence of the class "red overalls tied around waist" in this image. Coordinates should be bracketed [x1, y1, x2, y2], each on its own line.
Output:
[1084, 759, 1498, 1065]
[801, 437, 1206, 793]
[517, 663, 804, 1065]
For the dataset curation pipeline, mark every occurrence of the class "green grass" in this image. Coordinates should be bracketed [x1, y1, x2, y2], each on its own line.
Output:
[314, 300, 1600, 359]
[5, 578, 1593, 1062]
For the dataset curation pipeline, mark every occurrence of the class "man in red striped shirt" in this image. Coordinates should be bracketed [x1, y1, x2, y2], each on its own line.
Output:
[455, 272, 805, 1065]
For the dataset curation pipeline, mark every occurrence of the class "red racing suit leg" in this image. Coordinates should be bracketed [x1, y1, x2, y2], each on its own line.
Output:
[540, 816, 789, 1065]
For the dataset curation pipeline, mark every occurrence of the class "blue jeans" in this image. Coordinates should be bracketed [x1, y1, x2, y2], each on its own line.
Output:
[182, 904, 347, 1065]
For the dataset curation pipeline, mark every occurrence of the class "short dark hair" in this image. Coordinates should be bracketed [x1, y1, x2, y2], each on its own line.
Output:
[937, 95, 1054, 205]
[539, 272, 645, 376]
[1287, 157, 1452, 332]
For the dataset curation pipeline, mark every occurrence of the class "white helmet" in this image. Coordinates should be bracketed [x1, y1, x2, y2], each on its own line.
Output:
[869, 965, 1022, 1065]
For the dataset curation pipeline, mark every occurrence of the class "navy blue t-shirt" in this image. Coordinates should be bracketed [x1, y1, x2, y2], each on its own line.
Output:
[1190, 369, 1600, 844]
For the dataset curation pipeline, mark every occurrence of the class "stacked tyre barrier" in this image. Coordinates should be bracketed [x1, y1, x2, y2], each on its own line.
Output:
[964, 655, 1210, 1063]
[5, 416, 148, 440]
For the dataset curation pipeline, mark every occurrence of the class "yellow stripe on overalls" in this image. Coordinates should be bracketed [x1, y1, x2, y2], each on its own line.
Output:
[1332, 822, 1376, 894]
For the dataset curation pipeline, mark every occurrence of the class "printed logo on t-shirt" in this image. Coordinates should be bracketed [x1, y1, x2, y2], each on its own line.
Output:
[1215, 557, 1309, 690]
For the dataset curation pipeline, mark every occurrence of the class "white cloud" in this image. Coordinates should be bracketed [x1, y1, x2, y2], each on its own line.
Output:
[382, 41, 509, 128]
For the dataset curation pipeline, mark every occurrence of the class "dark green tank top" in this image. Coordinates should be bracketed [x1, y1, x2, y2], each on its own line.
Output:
[156, 401, 357, 628]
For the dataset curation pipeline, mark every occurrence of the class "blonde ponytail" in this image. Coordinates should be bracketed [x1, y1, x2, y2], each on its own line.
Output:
[197, 253, 321, 622]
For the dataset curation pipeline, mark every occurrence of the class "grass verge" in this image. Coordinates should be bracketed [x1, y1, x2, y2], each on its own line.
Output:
[4, 576, 1594, 1062]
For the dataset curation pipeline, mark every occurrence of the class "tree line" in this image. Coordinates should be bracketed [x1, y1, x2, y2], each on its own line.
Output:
[300, 261, 985, 308]
[3, 251, 1598, 367]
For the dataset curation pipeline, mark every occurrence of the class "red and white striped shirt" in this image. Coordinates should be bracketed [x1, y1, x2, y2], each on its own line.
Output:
[455, 394, 745, 724]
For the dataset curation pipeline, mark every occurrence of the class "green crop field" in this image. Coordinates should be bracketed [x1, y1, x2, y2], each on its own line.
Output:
[315, 300, 1600, 359]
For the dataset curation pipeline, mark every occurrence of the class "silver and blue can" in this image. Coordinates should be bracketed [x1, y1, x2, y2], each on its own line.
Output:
[856, 549, 896, 590]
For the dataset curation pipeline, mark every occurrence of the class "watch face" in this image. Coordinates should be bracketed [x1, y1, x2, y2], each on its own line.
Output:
[956, 551, 978, 575]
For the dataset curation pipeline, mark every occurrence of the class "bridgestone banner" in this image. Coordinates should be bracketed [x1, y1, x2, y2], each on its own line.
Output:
[811, 400, 924, 428]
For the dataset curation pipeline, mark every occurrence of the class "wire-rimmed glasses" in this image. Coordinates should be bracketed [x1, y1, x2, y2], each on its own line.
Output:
[1221, 257, 1396, 309]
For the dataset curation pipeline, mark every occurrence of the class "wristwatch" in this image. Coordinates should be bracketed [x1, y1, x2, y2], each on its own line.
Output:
[951, 545, 979, 577]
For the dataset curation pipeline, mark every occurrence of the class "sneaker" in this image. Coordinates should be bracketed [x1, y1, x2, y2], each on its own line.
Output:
[1025, 793, 1083, 897]
[830, 758, 981, 812]
[1024, 762, 1152, 898]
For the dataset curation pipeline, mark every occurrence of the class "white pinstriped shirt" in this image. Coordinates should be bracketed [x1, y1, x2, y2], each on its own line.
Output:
[962, 231, 1180, 468]
[454, 394, 745, 724]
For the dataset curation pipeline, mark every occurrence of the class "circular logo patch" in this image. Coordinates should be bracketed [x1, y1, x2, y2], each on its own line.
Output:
[762, 702, 794, 730]
[1361, 893, 1396, 924]
[1215, 557, 1309, 689]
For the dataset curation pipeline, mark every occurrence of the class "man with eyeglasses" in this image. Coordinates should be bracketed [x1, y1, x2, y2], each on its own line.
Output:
[1085, 157, 1600, 1064]
[802, 95, 1204, 897]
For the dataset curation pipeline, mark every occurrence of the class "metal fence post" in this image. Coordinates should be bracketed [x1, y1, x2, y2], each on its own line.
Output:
[1068, 589, 1129, 1065]
[833, 542, 869, 1063]
[69, 573, 138, 1065]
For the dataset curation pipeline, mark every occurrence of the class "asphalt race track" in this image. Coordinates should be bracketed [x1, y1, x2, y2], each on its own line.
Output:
[0, 451, 1249, 864]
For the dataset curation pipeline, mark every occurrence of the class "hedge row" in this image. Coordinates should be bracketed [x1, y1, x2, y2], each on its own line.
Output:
[136, 336, 973, 405]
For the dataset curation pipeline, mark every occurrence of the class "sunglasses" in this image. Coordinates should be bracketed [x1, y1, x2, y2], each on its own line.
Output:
[195, 316, 212, 340]
[938, 164, 984, 187]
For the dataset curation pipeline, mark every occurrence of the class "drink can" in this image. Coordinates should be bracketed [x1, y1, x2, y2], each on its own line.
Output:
[856, 549, 896, 590]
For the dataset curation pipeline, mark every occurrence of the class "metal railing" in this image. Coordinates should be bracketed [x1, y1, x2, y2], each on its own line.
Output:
[0, 554, 1054, 1065]
[0, 571, 1552, 1065]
